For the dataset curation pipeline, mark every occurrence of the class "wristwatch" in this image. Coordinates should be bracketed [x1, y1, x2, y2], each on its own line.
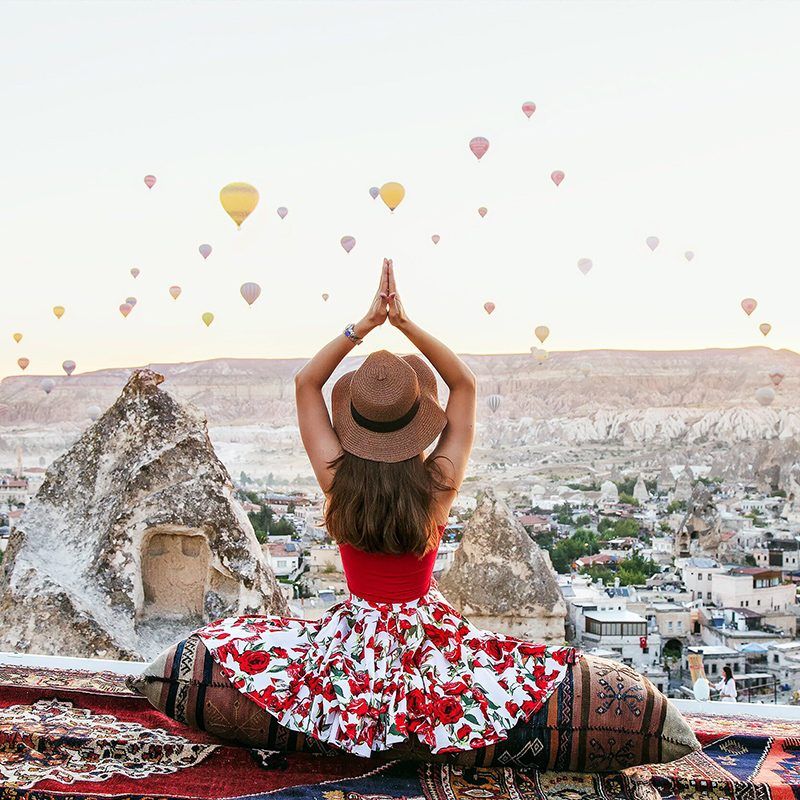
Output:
[343, 323, 363, 345]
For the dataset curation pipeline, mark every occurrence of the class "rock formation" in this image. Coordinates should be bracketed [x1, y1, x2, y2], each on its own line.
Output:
[633, 474, 649, 503]
[674, 486, 723, 559]
[438, 489, 566, 642]
[0, 369, 288, 661]
[672, 468, 693, 503]
[600, 480, 619, 503]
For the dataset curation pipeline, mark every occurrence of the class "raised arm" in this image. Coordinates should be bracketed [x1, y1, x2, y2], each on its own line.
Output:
[295, 261, 390, 492]
[386, 261, 476, 505]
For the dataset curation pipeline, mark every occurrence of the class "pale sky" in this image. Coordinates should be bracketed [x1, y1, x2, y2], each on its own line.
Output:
[2, 0, 799, 379]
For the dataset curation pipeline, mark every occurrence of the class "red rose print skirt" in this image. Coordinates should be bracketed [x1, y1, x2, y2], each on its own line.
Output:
[194, 586, 578, 757]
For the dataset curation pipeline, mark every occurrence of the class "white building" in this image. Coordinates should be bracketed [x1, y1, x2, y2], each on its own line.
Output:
[265, 540, 303, 578]
[581, 609, 661, 667]
[712, 568, 796, 615]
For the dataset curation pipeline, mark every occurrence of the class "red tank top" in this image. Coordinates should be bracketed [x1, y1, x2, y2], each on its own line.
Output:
[338, 526, 445, 603]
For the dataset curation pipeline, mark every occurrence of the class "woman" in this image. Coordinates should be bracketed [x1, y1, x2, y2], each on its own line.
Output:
[715, 665, 737, 702]
[195, 260, 576, 757]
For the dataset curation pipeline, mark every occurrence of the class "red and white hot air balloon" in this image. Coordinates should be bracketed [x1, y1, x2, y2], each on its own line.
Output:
[759, 323, 772, 337]
[646, 236, 660, 252]
[741, 298, 757, 316]
[17, 357, 29, 371]
[130, 267, 140, 279]
[240, 282, 262, 306]
[277, 206, 288, 219]
[62, 360, 76, 376]
[521, 101, 536, 118]
[119, 303, 132, 318]
[769, 372, 784, 387]
[478, 207, 488, 218]
[144, 174, 156, 189]
[169, 285, 182, 300]
[684, 251, 695, 262]
[551, 170, 565, 186]
[469, 137, 490, 160]
[483, 301, 495, 315]
[431, 234, 440, 245]
[198, 244, 212, 259]
[577, 258, 593, 275]
[340, 236, 356, 253]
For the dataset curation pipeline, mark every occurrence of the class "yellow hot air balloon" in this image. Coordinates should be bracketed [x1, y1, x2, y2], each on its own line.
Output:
[12, 333, 22, 344]
[535, 325, 550, 344]
[219, 182, 259, 228]
[202, 312, 215, 327]
[53, 306, 65, 320]
[379, 182, 405, 212]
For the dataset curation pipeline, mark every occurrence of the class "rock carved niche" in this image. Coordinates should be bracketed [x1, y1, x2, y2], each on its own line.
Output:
[140, 527, 212, 622]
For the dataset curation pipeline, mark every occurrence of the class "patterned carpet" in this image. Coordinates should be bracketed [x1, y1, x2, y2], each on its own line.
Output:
[0, 664, 798, 800]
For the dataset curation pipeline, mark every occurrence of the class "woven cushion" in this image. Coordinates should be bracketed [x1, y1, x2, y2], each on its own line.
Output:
[129, 638, 699, 771]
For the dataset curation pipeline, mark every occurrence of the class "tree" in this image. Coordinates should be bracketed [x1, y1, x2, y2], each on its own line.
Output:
[576, 514, 592, 527]
[553, 502, 573, 525]
[619, 493, 639, 507]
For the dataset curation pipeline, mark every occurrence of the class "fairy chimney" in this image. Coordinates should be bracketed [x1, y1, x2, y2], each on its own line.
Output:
[439, 489, 566, 642]
[0, 368, 288, 660]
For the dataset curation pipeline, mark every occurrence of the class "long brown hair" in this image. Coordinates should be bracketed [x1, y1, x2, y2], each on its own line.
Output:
[325, 452, 453, 556]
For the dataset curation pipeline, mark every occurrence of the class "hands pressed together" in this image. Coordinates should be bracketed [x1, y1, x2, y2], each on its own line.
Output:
[360, 258, 409, 334]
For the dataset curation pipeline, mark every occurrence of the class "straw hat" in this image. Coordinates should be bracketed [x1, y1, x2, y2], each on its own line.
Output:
[331, 350, 447, 463]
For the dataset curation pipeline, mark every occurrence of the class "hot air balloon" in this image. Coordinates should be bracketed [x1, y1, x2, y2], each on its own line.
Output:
[535, 325, 550, 344]
[87, 405, 101, 422]
[119, 303, 132, 318]
[487, 394, 501, 413]
[741, 298, 757, 316]
[769, 372, 784, 387]
[646, 236, 660, 252]
[756, 386, 775, 406]
[478, 207, 488, 218]
[62, 360, 76, 376]
[41, 378, 55, 395]
[126, 296, 137, 307]
[379, 182, 405, 212]
[759, 323, 772, 337]
[322, 293, 329, 302]
[277, 206, 288, 219]
[431, 234, 440, 245]
[369, 186, 379, 199]
[220, 182, 259, 228]
[12, 333, 22, 344]
[144, 174, 156, 189]
[340, 236, 356, 253]
[469, 137, 490, 160]
[17, 358, 29, 371]
[202, 312, 214, 327]
[240, 282, 262, 306]
[551, 170, 565, 186]
[577, 258, 593, 275]
[198, 244, 212, 259]
[684, 251, 695, 262]
[53, 306, 65, 320]
[483, 301, 495, 315]
[169, 285, 181, 300]
[521, 101, 536, 118]
[530, 347, 549, 363]
[130, 267, 140, 279]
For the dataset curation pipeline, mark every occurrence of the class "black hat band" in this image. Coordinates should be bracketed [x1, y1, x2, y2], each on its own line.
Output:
[350, 397, 421, 433]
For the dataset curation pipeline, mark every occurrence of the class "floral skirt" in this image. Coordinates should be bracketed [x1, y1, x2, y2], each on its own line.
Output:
[194, 587, 578, 757]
